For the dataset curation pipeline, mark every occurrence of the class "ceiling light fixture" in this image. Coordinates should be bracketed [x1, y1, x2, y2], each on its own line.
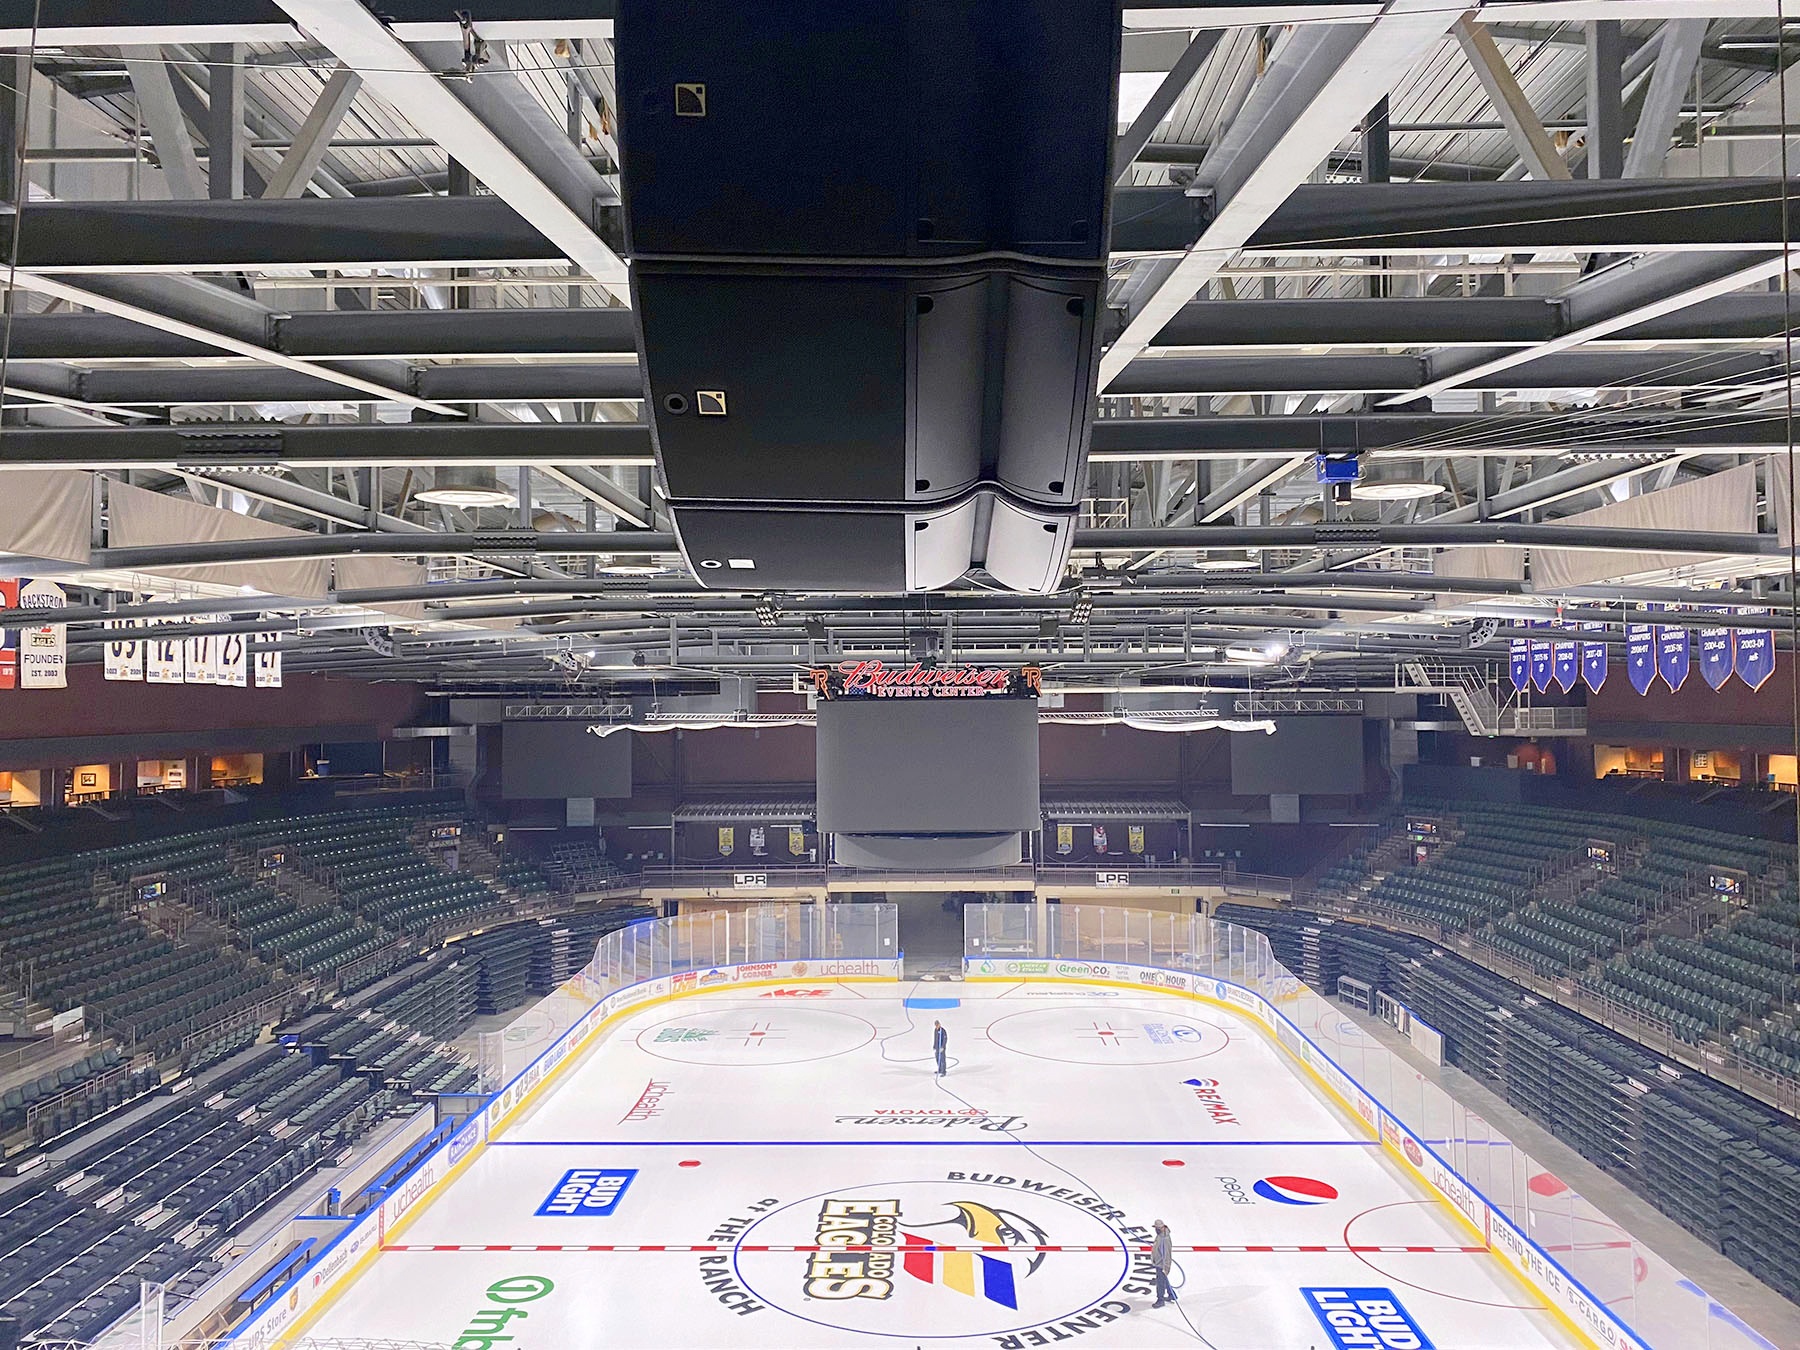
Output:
[416, 466, 517, 508]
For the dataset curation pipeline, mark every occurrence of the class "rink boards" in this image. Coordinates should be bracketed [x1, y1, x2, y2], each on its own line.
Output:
[223, 961, 1654, 1350]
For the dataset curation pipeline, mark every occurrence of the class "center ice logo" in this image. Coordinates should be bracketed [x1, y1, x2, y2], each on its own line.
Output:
[807, 1198, 1045, 1309]
[732, 1178, 1131, 1339]
[535, 1168, 637, 1217]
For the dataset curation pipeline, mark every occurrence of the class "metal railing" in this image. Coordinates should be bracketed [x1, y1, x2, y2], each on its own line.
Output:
[963, 902, 1777, 1350]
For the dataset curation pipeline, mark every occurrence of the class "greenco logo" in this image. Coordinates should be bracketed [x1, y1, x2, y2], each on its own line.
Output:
[453, 1275, 555, 1350]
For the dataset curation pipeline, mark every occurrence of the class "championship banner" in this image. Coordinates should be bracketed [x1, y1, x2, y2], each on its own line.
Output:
[1055, 824, 1073, 855]
[1092, 825, 1108, 854]
[147, 623, 185, 684]
[18, 580, 67, 689]
[254, 647, 283, 688]
[1626, 623, 1656, 695]
[0, 578, 19, 690]
[1580, 622, 1608, 694]
[1697, 611, 1733, 692]
[217, 631, 248, 688]
[1528, 621, 1553, 693]
[1127, 825, 1145, 855]
[1551, 637, 1578, 693]
[104, 619, 144, 682]
[787, 826, 805, 856]
[748, 826, 766, 856]
[1656, 620, 1690, 693]
[1735, 611, 1776, 690]
[717, 827, 734, 857]
[811, 659, 1042, 700]
[1507, 637, 1529, 693]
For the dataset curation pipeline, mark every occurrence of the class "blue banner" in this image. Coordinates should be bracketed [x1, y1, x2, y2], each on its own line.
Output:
[1735, 610, 1776, 690]
[1529, 622, 1553, 693]
[1626, 623, 1656, 695]
[1656, 622, 1690, 692]
[1581, 622, 1608, 693]
[1552, 640, 1578, 692]
[1508, 638, 1530, 693]
[1698, 613, 1733, 691]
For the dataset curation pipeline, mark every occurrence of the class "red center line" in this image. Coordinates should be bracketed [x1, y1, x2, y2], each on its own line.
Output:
[380, 1242, 1489, 1254]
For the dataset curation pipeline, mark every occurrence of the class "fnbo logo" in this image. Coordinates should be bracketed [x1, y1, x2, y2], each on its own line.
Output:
[453, 1274, 556, 1350]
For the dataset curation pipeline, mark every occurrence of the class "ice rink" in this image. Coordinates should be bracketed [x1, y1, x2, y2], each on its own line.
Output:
[301, 980, 1587, 1348]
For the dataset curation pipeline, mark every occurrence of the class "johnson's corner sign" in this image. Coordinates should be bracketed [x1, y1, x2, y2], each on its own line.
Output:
[812, 660, 1042, 700]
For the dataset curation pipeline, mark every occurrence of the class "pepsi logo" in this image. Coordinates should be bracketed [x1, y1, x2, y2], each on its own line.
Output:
[1251, 1176, 1339, 1206]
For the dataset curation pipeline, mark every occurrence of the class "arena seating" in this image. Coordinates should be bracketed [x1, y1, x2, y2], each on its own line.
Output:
[1217, 904, 1800, 1306]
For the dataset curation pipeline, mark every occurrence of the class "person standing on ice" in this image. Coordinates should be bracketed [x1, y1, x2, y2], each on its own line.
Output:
[1150, 1218, 1176, 1308]
[932, 1020, 948, 1077]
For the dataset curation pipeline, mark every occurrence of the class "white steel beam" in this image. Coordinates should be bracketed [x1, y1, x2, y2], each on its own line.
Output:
[1624, 19, 1708, 179]
[272, 0, 628, 298]
[122, 47, 207, 199]
[261, 66, 362, 199]
[1451, 16, 1572, 182]
[1098, 1, 1463, 390]
[5, 272, 465, 416]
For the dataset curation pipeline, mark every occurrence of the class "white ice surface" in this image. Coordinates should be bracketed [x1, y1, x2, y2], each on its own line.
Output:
[303, 981, 1583, 1348]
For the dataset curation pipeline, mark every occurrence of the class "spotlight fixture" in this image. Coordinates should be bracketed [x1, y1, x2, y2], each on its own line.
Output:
[1070, 595, 1093, 625]
[1039, 617, 1061, 640]
[754, 595, 781, 628]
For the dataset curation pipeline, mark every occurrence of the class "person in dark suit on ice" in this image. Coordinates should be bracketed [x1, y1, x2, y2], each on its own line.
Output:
[932, 1020, 948, 1077]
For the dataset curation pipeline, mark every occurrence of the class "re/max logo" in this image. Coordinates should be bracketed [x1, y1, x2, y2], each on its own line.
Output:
[1302, 1287, 1435, 1350]
[536, 1168, 637, 1217]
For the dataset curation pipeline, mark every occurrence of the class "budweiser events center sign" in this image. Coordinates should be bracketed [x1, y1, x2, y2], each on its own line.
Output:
[813, 660, 1041, 700]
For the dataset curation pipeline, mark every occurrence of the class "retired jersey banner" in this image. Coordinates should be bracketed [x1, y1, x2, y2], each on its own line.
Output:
[1626, 623, 1656, 695]
[18, 580, 67, 689]
[104, 619, 144, 682]
[254, 647, 283, 689]
[184, 625, 218, 685]
[1092, 824, 1108, 854]
[1656, 621, 1690, 693]
[1581, 622, 1608, 693]
[717, 827, 734, 857]
[0, 578, 18, 690]
[811, 660, 1042, 700]
[1508, 638, 1530, 692]
[1128, 825, 1145, 855]
[217, 631, 248, 688]
[1698, 615, 1734, 691]
[748, 826, 766, 856]
[1529, 623, 1554, 693]
[1552, 638, 1578, 693]
[1735, 614, 1776, 691]
[147, 624, 184, 684]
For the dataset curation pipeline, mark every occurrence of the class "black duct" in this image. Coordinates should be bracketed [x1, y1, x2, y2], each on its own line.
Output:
[617, 1, 1121, 592]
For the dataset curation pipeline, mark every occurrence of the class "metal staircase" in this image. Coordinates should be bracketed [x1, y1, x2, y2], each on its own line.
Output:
[1399, 659, 1587, 738]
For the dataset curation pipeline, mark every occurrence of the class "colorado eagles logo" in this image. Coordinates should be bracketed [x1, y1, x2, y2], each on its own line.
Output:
[808, 1198, 1046, 1310]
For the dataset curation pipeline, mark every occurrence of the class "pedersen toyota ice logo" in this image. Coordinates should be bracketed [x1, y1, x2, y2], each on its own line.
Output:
[536, 1168, 636, 1217]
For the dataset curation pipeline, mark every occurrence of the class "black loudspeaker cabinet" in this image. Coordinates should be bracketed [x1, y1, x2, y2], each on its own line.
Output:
[617, 1, 1120, 592]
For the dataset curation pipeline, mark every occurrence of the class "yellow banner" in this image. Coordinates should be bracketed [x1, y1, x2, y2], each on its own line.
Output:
[718, 826, 734, 857]
[788, 826, 805, 856]
[1128, 825, 1145, 855]
[1056, 823, 1073, 855]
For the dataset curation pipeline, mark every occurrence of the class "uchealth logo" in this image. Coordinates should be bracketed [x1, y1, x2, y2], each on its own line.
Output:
[728, 1178, 1132, 1339]
[1181, 1078, 1240, 1125]
[452, 1275, 555, 1350]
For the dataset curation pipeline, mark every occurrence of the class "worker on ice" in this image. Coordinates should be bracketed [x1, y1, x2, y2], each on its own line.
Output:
[1150, 1218, 1176, 1308]
[932, 1019, 948, 1077]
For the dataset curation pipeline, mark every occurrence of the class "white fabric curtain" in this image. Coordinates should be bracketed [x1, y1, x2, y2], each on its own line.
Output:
[0, 471, 94, 564]
[107, 480, 331, 598]
[1530, 463, 1758, 589]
